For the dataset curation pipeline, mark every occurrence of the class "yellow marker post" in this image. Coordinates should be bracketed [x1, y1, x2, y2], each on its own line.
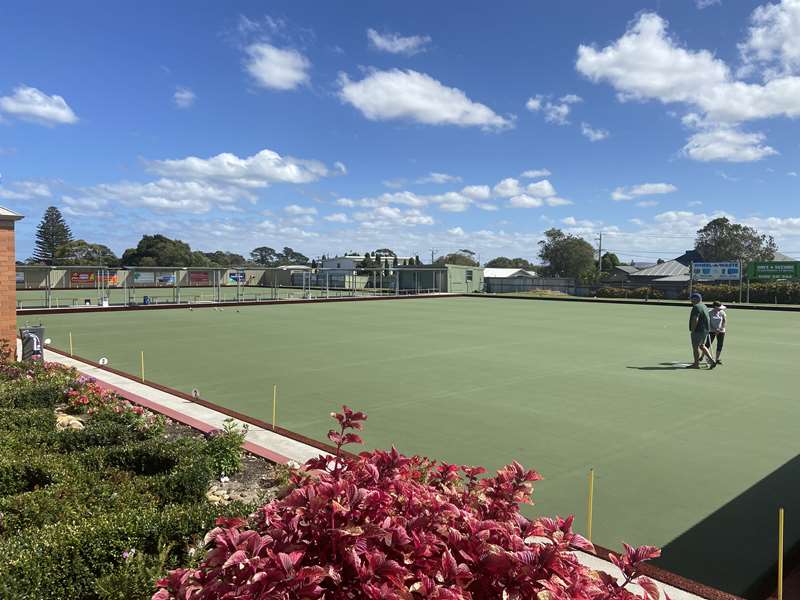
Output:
[140, 351, 145, 383]
[587, 469, 595, 542]
[69, 332, 73, 356]
[272, 384, 277, 430]
[779, 507, 785, 600]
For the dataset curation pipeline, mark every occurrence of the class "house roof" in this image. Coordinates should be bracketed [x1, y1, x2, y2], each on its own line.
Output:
[613, 265, 640, 274]
[630, 260, 689, 278]
[0, 206, 23, 221]
[483, 268, 535, 278]
[652, 274, 691, 282]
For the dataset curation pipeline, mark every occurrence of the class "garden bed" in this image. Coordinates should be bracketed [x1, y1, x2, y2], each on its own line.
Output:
[0, 348, 289, 600]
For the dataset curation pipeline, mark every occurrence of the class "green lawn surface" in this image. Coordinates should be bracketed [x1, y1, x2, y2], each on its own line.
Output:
[20, 297, 799, 596]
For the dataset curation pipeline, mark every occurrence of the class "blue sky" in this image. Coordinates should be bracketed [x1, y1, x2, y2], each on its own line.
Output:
[1, 0, 799, 263]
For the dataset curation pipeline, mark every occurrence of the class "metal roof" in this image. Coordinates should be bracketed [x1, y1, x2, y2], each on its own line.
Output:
[614, 265, 640, 274]
[630, 260, 689, 278]
[483, 268, 535, 278]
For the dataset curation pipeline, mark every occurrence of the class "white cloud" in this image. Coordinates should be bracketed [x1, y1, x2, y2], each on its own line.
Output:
[493, 177, 523, 197]
[789, 171, 798, 176]
[525, 179, 557, 198]
[337, 198, 356, 208]
[173, 87, 195, 108]
[284, 204, 318, 215]
[354, 206, 434, 228]
[148, 148, 334, 188]
[636, 200, 660, 207]
[521, 169, 551, 178]
[367, 29, 431, 56]
[696, 0, 721, 8]
[688, 200, 703, 206]
[0, 180, 52, 200]
[576, 12, 800, 130]
[0, 85, 78, 125]
[428, 191, 472, 212]
[683, 127, 778, 162]
[509, 194, 544, 208]
[333, 161, 347, 175]
[545, 197, 573, 207]
[447, 226, 465, 236]
[477, 203, 498, 211]
[461, 185, 491, 200]
[62, 195, 112, 217]
[416, 172, 462, 184]
[324, 212, 349, 223]
[245, 43, 310, 91]
[383, 178, 406, 189]
[739, 0, 800, 79]
[526, 94, 582, 125]
[581, 122, 609, 141]
[612, 182, 677, 201]
[338, 69, 513, 131]
[80, 178, 248, 214]
[290, 214, 315, 226]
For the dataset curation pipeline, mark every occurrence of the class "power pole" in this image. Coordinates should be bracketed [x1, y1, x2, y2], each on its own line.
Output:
[430, 248, 439, 265]
[596, 232, 603, 280]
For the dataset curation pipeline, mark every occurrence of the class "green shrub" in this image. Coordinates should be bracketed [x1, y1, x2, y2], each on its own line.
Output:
[104, 440, 179, 476]
[0, 462, 53, 497]
[0, 502, 228, 600]
[57, 410, 163, 453]
[159, 454, 215, 504]
[94, 543, 173, 600]
[0, 407, 56, 433]
[204, 418, 248, 477]
[0, 379, 66, 409]
[596, 286, 664, 300]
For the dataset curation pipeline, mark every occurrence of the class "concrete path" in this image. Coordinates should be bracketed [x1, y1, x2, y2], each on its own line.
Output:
[40, 345, 327, 465]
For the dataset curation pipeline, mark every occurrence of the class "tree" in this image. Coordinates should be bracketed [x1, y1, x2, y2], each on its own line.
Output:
[537, 228, 595, 279]
[374, 248, 396, 258]
[656, 258, 665, 264]
[251, 246, 279, 266]
[202, 251, 247, 267]
[433, 251, 479, 267]
[121, 235, 193, 266]
[33, 206, 73, 265]
[392, 256, 398, 268]
[311, 259, 318, 270]
[53, 240, 119, 267]
[280, 247, 309, 265]
[414, 255, 422, 265]
[484, 257, 536, 270]
[600, 252, 621, 273]
[694, 217, 776, 267]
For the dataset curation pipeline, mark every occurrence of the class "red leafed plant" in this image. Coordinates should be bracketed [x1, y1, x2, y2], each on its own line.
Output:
[153, 406, 662, 600]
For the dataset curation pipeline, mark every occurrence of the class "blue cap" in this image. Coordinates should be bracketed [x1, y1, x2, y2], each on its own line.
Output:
[690, 292, 702, 302]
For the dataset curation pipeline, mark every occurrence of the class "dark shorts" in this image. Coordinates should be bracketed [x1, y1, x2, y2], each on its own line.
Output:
[691, 331, 708, 347]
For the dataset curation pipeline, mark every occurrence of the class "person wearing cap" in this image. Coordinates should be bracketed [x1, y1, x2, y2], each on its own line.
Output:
[708, 301, 727, 365]
[689, 292, 716, 369]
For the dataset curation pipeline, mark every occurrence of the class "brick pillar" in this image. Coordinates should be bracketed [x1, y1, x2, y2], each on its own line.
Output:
[0, 208, 23, 354]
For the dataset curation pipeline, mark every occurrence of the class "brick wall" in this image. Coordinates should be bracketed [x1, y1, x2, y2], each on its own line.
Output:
[0, 220, 17, 351]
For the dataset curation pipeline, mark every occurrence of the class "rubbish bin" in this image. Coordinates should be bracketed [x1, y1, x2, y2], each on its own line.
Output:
[143, 296, 150, 305]
[19, 326, 45, 361]
[84, 298, 92, 306]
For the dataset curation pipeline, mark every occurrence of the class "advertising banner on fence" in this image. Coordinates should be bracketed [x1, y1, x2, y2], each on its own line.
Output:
[70, 271, 97, 286]
[189, 271, 210, 285]
[158, 274, 176, 285]
[747, 261, 800, 280]
[133, 272, 155, 285]
[99, 271, 119, 286]
[228, 272, 245, 284]
[692, 262, 741, 281]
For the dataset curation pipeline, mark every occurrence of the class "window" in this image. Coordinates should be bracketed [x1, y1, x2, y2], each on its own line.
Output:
[465, 270, 473, 281]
